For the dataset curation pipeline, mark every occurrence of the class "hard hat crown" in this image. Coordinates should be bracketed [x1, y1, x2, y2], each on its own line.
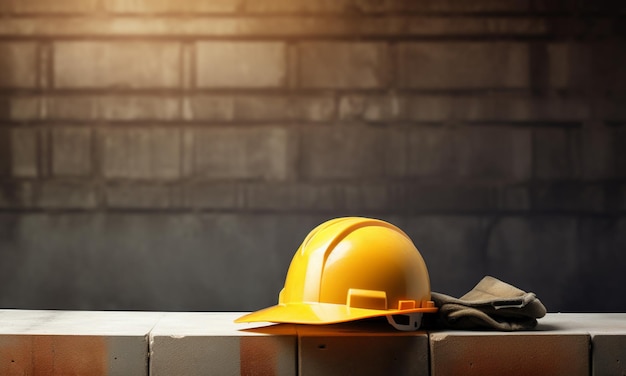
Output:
[236, 217, 437, 328]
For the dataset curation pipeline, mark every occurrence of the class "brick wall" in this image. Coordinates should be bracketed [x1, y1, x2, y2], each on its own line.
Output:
[0, 0, 625, 312]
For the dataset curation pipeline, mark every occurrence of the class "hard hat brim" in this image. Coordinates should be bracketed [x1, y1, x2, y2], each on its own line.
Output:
[235, 302, 438, 325]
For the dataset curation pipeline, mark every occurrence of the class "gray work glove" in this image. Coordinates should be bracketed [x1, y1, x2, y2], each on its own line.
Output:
[430, 276, 547, 331]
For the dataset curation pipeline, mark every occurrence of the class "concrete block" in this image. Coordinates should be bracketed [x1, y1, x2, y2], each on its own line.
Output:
[234, 95, 335, 122]
[0, 14, 549, 39]
[0, 96, 40, 121]
[547, 43, 581, 89]
[403, 216, 487, 297]
[150, 312, 297, 376]
[13, 97, 41, 120]
[298, 322, 429, 376]
[0, 128, 9, 174]
[581, 128, 614, 179]
[245, 183, 341, 211]
[491, 97, 590, 122]
[533, 128, 581, 179]
[196, 42, 286, 88]
[47, 95, 179, 121]
[486, 216, 580, 311]
[365, 16, 546, 37]
[10, 127, 38, 178]
[405, 128, 456, 178]
[400, 184, 496, 213]
[532, 1, 624, 14]
[181, 183, 242, 209]
[189, 127, 290, 180]
[576, 218, 626, 311]
[384, 0, 530, 13]
[498, 185, 531, 211]
[0, 42, 37, 88]
[548, 42, 626, 91]
[101, 128, 181, 180]
[338, 94, 403, 122]
[430, 331, 589, 376]
[45, 96, 98, 120]
[0, 181, 34, 208]
[243, 0, 352, 13]
[456, 126, 532, 181]
[615, 127, 626, 178]
[608, 183, 626, 213]
[37, 43, 51, 89]
[1, 336, 118, 375]
[100, 96, 180, 121]
[298, 42, 388, 88]
[594, 335, 626, 376]
[404, 96, 458, 122]
[404, 95, 460, 122]
[299, 126, 387, 179]
[406, 96, 590, 122]
[0, 310, 162, 376]
[385, 127, 408, 177]
[539, 313, 626, 376]
[530, 182, 605, 212]
[181, 42, 194, 89]
[11, 0, 99, 13]
[105, 184, 174, 209]
[343, 183, 391, 212]
[397, 43, 529, 89]
[184, 96, 234, 121]
[53, 42, 181, 88]
[36, 182, 98, 209]
[595, 45, 626, 93]
[106, 0, 241, 13]
[244, 0, 529, 13]
[405, 126, 532, 181]
[51, 128, 92, 177]
[0, 213, 323, 311]
[599, 98, 626, 122]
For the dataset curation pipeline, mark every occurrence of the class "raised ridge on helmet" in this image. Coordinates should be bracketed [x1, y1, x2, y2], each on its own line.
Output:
[235, 217, 437, 330]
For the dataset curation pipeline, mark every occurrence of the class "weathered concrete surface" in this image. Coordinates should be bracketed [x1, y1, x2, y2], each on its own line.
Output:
[430, 331, 589, 376]
[149, 312, 297, 376]
[297, 321, 429, 376]
[1, 0, 625, 316]
[2, 312, 626, 376]
[0, 310, 163, 376]
[540, 313, 626, 376]
[0, 213, 330, 311]
[0, 213, 624, 313]
[429, 313, 626, 376]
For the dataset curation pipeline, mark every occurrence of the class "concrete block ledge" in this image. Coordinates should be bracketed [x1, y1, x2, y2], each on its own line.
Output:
[0, 311, 624, 376]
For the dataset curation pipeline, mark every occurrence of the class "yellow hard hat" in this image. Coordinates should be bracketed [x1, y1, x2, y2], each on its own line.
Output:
[236, 217, 437, 330]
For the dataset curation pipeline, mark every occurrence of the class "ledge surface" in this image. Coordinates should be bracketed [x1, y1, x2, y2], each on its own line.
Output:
[0, 311, 624, 376]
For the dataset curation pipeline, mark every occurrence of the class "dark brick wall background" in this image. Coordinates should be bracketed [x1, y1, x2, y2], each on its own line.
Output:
[0, 0, 625, 312]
